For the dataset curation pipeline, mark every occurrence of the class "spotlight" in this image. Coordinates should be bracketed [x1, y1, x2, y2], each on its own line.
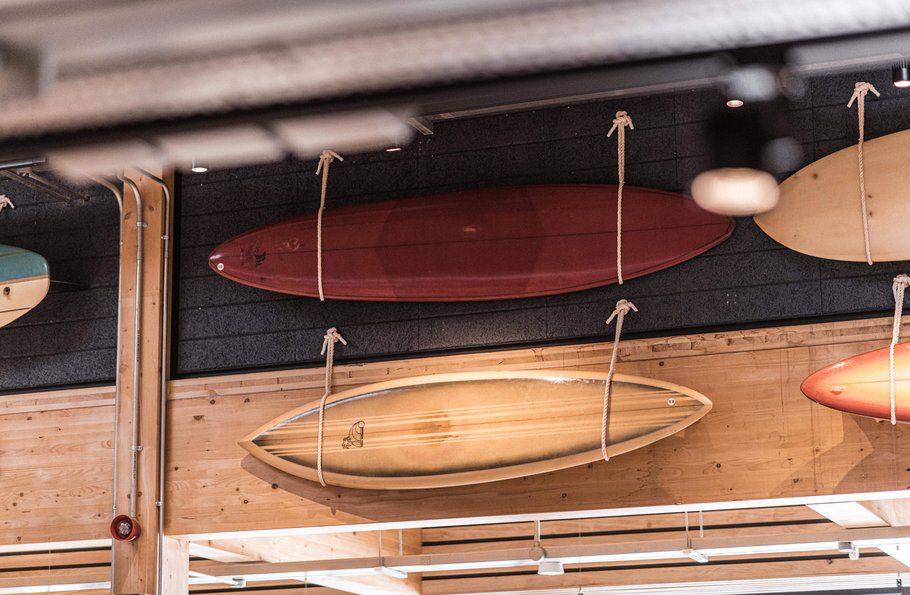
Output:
[385, 147, 403, 152]
[190, 159, 208, 173]
[894, 60, 910, 88]
[537, 560, 564, 576]
[690, 104, 799, 217]
[725, 99, 744, 108]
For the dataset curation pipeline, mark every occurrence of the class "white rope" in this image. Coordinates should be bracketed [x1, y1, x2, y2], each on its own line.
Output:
[315, 150, 343, 301]
[890, 275, 910, 425]
[601, 299, 637, 461]
[847, 82, 880, 266]
[0, 195, 14, 212]
[316, 327, 347, 486]
[607, 111, 633, 285]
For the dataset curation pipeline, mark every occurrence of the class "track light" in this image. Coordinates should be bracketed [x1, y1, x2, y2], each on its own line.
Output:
[691, 104, 799, 216]
[894, 60, 910, 88]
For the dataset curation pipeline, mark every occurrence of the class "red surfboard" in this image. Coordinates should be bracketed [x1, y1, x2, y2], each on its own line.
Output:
[801, 342, 910, 422]
[209, 185, 734, 301]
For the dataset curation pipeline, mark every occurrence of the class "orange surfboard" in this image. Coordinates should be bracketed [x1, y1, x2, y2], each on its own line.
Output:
[801, 342, 910, 422]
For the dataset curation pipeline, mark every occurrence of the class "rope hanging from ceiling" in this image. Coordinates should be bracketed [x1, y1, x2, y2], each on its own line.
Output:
[890, 275, 910, 425]
[847, 82, 879, 266]
[316, 327, 347, 486]
[602, 298, 637, 461]
[315, 149, 343, 301]
[608, 111, 633, 285]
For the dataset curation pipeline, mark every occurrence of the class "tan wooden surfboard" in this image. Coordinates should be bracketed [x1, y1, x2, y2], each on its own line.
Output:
[755, 128, 910, 262]
[240, 370, 713, 490]
[0, 245, 49, 328]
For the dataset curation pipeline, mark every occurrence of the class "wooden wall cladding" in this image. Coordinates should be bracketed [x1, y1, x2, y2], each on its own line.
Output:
[3, 316, 909, 547]
[175, 67, 910, 378]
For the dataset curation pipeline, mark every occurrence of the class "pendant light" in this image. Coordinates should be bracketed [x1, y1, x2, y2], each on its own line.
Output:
[691, 103, 799, 217]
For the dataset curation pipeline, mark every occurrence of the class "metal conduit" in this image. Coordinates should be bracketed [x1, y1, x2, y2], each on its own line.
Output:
[117, 174, 144, 521]
[91, 177, 123, 595]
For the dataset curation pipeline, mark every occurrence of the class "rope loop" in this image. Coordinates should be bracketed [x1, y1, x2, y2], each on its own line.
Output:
[315, 150, 344, 301]
[847, 82, 879, 266]
[316, 327, 347, 486]
[602, 299, 637, 461]
[607, 111, 633, 285]
[890, 275, 910, 425]
[0, 195, 14, 212]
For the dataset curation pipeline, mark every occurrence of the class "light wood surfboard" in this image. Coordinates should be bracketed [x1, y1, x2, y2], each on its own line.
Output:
[754, 129, 910, 262]
[0, 245, 49, 328]
[240, 371, 713, 490]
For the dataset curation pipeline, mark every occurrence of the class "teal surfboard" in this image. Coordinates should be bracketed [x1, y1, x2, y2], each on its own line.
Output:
[0, 245, 49, 327]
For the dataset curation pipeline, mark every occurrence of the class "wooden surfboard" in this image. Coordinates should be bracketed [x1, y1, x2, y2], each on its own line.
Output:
[0, 245, 49, 328]
[210, 185, 733, 301]
[801, 342, 910, 422]
[240, 370, 713, 490]
[755, 129, 910, 262]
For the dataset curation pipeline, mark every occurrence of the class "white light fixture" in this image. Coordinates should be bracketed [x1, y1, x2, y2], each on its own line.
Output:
[537, 559, 565, 575]
[377, 566, 409, 579]
[683, 548, 710, 563]
[725, 99, 745, 108]
[190, 159, 208, 173]
[385, 147, 403, 152]
[893, 60, 910, 88]
[691, 168, 779, 216]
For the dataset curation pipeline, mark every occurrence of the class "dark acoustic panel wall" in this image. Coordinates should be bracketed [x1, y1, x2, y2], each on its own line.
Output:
[175, 67, 910, 377]
[0, 180, 119, 391]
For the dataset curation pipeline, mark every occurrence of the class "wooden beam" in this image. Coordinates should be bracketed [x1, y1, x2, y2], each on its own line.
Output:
[420, 556, 905, 594]
[160, 538, 189, 594]
[807, 502, 889, 528]
[865, 498, 910, 527]
[196, 530, 421, 594]
[111, 170, 174, 594]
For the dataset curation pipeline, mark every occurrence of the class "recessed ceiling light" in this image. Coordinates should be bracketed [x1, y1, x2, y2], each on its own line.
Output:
[191, 159, 208, 173]
[725, 99, 745, 108]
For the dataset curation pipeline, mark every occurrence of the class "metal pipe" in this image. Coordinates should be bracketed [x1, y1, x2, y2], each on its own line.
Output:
[0, 157, 44, 170]
[118, 174, 144, 520]
[92, 176, 123, 595]
[138, 168, 171, 595]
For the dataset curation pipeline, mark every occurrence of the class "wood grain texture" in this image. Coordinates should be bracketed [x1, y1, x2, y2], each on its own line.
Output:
[756, 129, 910, 262]
[241, 371, 711, 490]
[5, 316, 910, 548]
[165, 316, 910, 538]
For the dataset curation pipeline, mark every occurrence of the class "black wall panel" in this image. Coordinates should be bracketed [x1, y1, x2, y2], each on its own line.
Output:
[0, 67, 907, 392]
[174, 67, 910, 377]
[0, 180, 119, 391]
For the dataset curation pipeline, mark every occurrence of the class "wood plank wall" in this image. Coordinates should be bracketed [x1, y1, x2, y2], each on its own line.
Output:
[4, 316, 910, 548]
[175, 66, 910, 377]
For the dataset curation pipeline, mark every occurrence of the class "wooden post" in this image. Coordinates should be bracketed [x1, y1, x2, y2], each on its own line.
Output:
[112, 170, 174, 594]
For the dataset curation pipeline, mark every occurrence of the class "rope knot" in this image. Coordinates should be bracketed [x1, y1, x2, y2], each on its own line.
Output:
[321, 327, 347, 354]
[315, 150, 343, 174]
[607, 111, 634, 136]
[847, 82, 880, 108]
[0, 195, 14, 212]
[606, 299, 638, 325]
